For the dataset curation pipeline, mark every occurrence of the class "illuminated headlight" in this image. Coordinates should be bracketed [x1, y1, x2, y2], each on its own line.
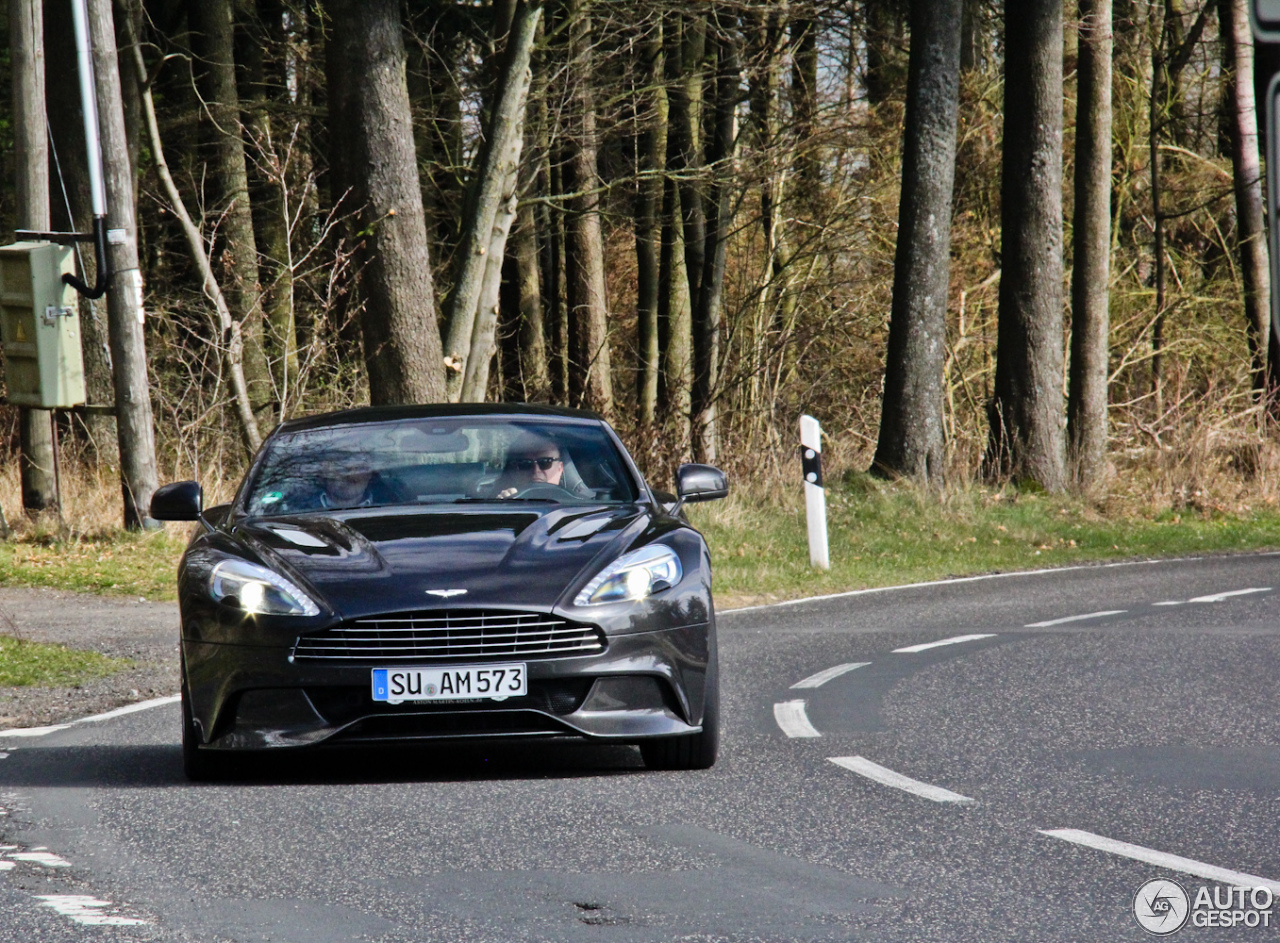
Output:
[575, 545, 682, 606]
[210, 559, 320, 616]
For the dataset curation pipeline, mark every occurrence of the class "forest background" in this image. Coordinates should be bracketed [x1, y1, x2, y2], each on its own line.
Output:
[0, 0, 1279, 608]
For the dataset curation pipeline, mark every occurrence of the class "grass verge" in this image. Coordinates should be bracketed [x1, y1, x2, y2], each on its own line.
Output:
[0, 635, 131, 687]
[0, 529, 188, 601]
[2, 479, 1280, 614]
[688, 475, 1280, 609]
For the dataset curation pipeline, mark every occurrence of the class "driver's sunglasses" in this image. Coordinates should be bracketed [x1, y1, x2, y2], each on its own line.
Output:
[508, 456, 561, 471]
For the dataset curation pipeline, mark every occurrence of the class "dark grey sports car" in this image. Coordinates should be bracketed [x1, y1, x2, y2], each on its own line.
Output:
[151, 404, 728, 780]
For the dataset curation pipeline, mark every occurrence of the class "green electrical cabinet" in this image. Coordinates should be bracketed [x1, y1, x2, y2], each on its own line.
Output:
[0, 241, 86, 409]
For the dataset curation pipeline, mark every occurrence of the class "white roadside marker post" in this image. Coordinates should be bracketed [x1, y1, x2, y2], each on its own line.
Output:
[800, 414, 829, 570]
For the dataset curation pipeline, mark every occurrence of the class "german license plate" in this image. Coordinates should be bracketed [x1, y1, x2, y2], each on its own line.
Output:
[371, 664, 526, 704]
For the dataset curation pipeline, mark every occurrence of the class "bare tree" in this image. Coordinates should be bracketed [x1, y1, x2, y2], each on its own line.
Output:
[634, 16, 665, 426]
[189, 0, 272, 424]
[326, 0, 446, 405]
[11, 0, 58, 513]
[872, 0, 964, 485]
[986, 0, 1065, 491]
[1067, 0, 1113, 490]
[562, 0, 612, 416]
[1222, 0, 1271, 395]
[455, 0, 542, 403]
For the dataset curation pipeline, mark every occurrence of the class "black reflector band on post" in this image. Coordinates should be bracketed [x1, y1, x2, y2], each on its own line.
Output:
[801, 447, 823, 487]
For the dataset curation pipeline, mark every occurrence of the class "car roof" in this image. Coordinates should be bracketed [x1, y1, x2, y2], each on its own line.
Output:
[273, 403, 607, 436]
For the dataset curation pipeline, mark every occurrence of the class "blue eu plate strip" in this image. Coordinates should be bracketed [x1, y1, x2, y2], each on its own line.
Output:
[372, 669, 388, 701]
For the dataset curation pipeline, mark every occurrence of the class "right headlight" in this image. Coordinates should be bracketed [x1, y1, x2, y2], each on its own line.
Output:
[574, 544, 682, 606]
[209, 558, 320, 616]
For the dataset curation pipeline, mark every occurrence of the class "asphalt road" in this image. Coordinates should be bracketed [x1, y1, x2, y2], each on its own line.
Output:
[3, 552, 1280, 941]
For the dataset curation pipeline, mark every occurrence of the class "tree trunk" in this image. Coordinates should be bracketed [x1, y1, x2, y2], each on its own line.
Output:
[1222, 0, 1271, 395]
[865, 0, 905, 105]
[789, 12, 819, 191]
[189, 0, 273, 425]
[666, 11, 705, 307]
[457, 1, 542, 403]
[11, 0, 58, 514]
[562, 0, 612, 416]
[659, 175, 693, 453]
[872, 0, 963, 485]
[43, 0, 117, 465]
[239, 0, 302, 411]
[328, 0, 445, 405]
[634, 18, 664, 426]
[512, 203, 549, 400]
[89, 0, 159, 528]
[692, 12, 738, 464]
[986, 0, 1066, 492]
[1067, 0, 1113, 491]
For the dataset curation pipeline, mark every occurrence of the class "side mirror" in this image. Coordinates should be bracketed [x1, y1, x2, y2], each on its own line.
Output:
[150, 480, 204, 522]
[676, 464, 729, 504]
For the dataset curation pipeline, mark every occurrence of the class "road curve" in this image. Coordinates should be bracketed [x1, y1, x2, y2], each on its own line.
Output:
[2, 551, 1280, 941]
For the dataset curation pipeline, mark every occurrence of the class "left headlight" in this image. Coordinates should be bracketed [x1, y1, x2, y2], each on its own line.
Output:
[575, 544, 682, 606]
[209, 559, 320, 616]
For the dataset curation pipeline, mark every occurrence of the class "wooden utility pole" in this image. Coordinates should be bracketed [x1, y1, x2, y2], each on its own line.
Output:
[86, 0, 158, 528]
[11, 0, 58, 514]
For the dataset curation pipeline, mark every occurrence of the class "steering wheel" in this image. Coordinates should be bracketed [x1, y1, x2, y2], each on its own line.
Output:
[508, 483, 579, 501]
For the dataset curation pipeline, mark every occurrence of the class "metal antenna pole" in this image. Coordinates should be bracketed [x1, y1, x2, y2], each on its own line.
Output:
[70, 0, 106, 217]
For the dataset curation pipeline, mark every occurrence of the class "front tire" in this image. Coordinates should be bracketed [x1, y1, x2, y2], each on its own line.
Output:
[640, 661, 719, 771]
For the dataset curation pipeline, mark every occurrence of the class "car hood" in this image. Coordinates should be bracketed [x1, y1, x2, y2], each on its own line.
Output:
[235, 505, 650, 618]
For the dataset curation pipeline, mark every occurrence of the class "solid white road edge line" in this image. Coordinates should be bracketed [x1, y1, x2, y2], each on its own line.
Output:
[0, 724, 73, 738]
[1025, 610, 1126, 628]
[828, 756, 974, 803]
[719, 552, 1280, 614]
[1188, 587, 1271, 603]
[791, 662, 870, 689]
[1040, 829, 1280, 893]
[773, 700, 821, 738]
[893, 634, 995, 654]
[0, 693, 180, 738]
[77, 694, 181, 724]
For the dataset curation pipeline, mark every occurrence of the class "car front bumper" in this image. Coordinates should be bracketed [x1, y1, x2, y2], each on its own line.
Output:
[183, 621, 714, 751]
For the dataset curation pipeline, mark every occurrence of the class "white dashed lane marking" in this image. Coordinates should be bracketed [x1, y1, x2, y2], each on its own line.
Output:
[1188, 587, 1271, 603]
[35, 895, 149, 927]
[1152, 601, 1184, 606]
[829, 756, 975, 804]
[1041, 829, 1280, 893]
[790, 662, 869, 689]
[773, 700, 821, 738]
[7, 850, 71, 868]
[893, 633, 995, 654]
[1025, 610, 1126, 628]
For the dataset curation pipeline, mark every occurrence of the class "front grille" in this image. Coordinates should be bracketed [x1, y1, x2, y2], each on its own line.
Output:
[291, 609, 604, 663]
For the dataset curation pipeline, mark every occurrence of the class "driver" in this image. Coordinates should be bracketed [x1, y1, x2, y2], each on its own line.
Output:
[497, 433, 564, 499]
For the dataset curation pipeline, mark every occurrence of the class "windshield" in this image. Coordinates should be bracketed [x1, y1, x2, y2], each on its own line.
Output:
[243, 417, 640, 516]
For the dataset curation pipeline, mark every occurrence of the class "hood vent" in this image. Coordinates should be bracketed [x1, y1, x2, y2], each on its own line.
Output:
[292, 610, 604, 663]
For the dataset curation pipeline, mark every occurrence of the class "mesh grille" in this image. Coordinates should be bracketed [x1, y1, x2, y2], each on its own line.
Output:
[292, 609, 604, 663]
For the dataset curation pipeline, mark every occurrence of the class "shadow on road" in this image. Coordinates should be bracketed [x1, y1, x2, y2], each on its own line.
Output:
[0, 739, 649, 789]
